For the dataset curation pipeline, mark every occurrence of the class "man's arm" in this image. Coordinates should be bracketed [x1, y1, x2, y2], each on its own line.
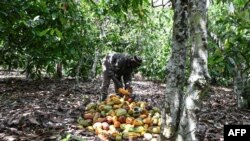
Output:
[107, 54, 123, 88]
[124, 73, 132, 89]
[108, 70, 122, 88]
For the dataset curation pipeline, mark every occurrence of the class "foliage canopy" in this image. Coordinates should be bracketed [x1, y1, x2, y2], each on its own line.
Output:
[0, 0, 249, 83]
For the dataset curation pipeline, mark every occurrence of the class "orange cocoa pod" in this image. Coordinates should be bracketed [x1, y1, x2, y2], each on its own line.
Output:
[118, 88, 130, 95]
[139, 114, 148, 118]
[143, 117, 152, 124]
[141, 109, 149, 115]
[114, 121, 121, 128]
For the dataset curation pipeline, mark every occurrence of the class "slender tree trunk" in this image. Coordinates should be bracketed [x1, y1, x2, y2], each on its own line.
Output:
[25, 57, 31, 79]
[176, 0, 210, 140]
[56, 62, 63, 79]
[162, 0, 188, 139]
[89, 19, 105, 80]
[76, 54, 84, 86]
[89, 48, 99, 80]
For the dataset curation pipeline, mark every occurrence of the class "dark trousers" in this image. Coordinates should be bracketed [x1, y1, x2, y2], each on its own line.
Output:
[101, 70, 123, 96]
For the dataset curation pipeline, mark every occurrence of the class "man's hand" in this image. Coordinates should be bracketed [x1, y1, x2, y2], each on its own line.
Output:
[125, 82, 132, 94]
[108, 71, 123, 88]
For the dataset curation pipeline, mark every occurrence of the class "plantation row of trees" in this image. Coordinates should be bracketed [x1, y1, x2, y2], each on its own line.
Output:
[1, 0, 249, 83]
[0, 0, 171, 80]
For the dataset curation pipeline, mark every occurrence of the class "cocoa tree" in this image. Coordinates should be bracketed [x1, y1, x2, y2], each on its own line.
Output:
[162, 0, 188, 139]
[177, 0, 210, 140]
[163, 0, 210, 140]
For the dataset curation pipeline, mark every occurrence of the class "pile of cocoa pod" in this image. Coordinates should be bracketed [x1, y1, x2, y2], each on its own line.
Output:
[78, 94, 161, 141]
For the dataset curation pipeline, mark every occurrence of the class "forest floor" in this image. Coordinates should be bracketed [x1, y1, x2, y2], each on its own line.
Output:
[0, 71, 250, 141]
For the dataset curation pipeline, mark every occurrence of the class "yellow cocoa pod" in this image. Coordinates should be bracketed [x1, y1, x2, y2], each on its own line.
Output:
[158, 118, 162, 126]
[148, 126, 160, 134]
[126, 117, 134, 124]
[113, 104, 123, 109]
[87, 126, 95, 132]
[111, 97, 122, 104]
[122, 132, 141, 139]
[115, 135, 122, 141]
[152, 118, 158, 125]
[133, 118, 143, 126]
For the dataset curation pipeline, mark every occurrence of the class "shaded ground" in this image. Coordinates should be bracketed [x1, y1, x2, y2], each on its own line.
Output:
[0, 73, 249, 141]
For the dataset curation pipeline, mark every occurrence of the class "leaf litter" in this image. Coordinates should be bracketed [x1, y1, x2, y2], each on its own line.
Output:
[0, 77, 249, 141]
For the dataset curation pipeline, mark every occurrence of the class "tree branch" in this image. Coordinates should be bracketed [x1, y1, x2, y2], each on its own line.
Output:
[151, 0, 172, 8]
[243, 0, 250, 10]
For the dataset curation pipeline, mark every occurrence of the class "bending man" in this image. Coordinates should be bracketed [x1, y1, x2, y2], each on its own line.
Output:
[100, 53, 142, 101]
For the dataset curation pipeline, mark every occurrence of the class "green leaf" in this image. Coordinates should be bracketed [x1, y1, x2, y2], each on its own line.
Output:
[38, 28, 50, 37]
[55, 28, 62, 38]
[60, 134, 71, 141]
[50, 29, 55, 35]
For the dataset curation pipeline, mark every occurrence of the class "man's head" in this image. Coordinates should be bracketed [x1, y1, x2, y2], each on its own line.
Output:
[129, 55, 142, 68]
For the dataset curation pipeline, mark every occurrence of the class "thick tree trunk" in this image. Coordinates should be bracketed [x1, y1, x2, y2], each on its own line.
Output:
[234, 66, 249, 109]
[162, 0, 188, 139]
[176, 0, 210, 140]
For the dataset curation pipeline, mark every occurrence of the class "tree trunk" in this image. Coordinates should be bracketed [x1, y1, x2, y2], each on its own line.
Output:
[233, 65, 249, 109]
[56, 62, 63, 79]
[89, 18, 105, 80]
[76, 55, 84, 86]
[89, 48, 99, 81]
[176, 0, 210, 140]
[162, 0, 189, 139]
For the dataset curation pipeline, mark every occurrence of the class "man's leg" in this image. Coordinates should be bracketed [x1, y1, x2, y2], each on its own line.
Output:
[100, 55, 111, 101]
[100, 70, 110, 101]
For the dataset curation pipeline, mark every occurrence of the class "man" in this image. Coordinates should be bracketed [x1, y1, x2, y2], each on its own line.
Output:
[100, 53, 142, 101]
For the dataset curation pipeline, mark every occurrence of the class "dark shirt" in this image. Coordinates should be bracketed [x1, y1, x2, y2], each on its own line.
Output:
[105, 53, 133, 85]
